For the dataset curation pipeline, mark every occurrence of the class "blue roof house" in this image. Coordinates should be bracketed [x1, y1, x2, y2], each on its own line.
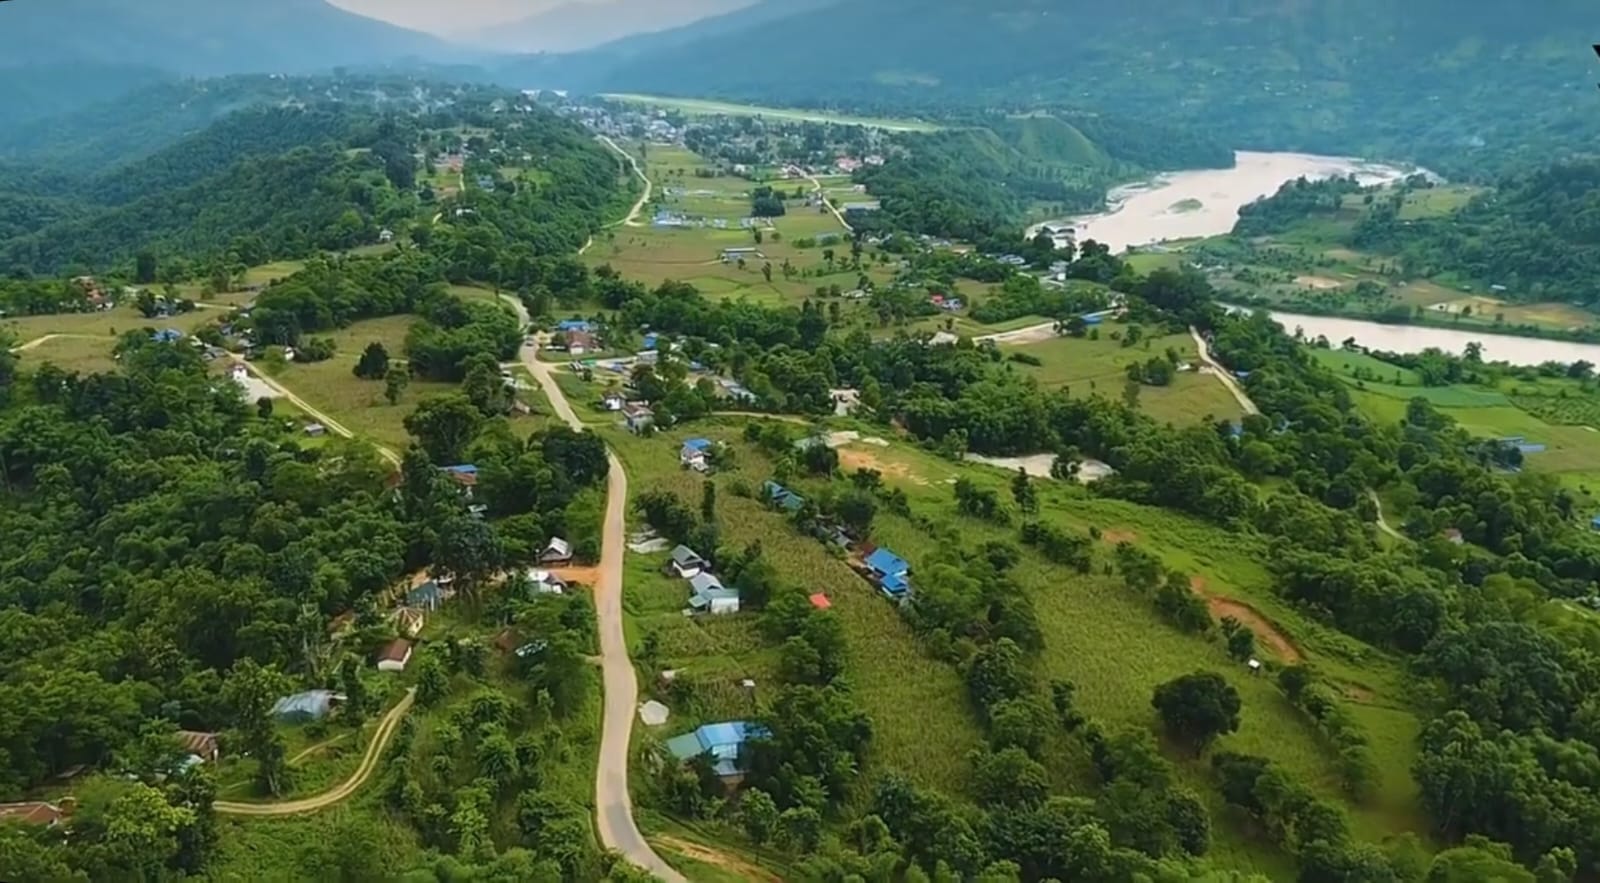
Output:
[641, 333, 659, 351]
[762, 480, 806, 512]
[664, 721, 769, 780]
[152, 328, 183, 343]
[556, 319, 594, 333]
[406, 580, 448, 611]
[864, 548, 911, 598]
[1591, 514, 1600, 532]
[271, 690, 342, 723]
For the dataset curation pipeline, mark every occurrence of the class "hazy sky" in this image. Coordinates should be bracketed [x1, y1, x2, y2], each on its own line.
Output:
[329, 0, 566, 34]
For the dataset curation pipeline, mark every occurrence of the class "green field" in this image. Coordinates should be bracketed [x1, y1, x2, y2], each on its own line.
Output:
[1003, 326, 1246, 426]
[602, 94, 942, 132]
[602, 418, 1427, 877]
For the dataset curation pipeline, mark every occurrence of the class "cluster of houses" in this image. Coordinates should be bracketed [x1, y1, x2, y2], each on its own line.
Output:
[667, 544, 740, 615]
[665, 720, 769, 785]
[928, 293, 964, 312]
[548, 318, 601, 356]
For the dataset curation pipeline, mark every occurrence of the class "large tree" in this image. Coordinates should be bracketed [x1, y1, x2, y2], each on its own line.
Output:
[1151, 672, 1241, 756]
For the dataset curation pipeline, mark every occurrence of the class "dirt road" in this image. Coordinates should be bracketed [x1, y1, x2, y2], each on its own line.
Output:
[805, 173, 853, 233]
[599, 135, 653, 228]
[503, 294, 684, 881]
[1369, 491, 1406, 541]
[1189, 326, 1260, 416]
[232, 359, 401, 466]
[12, 333, 101, 352]
[215, 689, 415, 816]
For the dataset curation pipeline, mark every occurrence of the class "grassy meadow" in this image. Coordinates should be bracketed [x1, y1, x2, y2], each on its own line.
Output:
[594, 413, 1428, 877]
[999, 324, 1246, 426]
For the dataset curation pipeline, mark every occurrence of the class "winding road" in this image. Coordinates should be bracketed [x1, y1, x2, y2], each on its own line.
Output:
[231, 358, 402, 466]
[599, 135, 654, 228]
[1369, 491, 1407, 541]
[1189, 326, 1260, 416]
[215, 688, 416, 816]
[501, 294, 685, 882]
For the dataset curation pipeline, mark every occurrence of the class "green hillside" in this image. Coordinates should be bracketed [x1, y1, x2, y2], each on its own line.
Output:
[998, 115, 1109, 168]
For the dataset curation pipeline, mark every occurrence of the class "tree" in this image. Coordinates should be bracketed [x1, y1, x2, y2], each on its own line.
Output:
[1221, 618, 1257, 661]
[354, 342, 390, 379]
[384, 367, 409, 405]
[135, 251, 158, 284]
[740, 788, 780, 854]
[762, 262, 774, 283]
[416, 652, 449, 706]
[462, 353, 511, 416]
[221, 660, 293, 794]
[970, 747, 1049, 808]
[404, 395, 484, 464]
[701, 479, 717, 523]
[1151, 672, 1241, 756]
[1011, 467, 1038, 515]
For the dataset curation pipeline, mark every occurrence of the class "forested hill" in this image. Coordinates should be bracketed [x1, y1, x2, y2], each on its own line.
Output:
[0, 80, 627, 278]
[0, 0, 461, 76]
[1231, 159, 1600, 307]
[561, 0, 1600, 178]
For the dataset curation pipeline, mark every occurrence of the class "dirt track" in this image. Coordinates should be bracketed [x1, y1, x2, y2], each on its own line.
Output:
[214, 688, 415, 816]
[1191, 578, 1303, 664]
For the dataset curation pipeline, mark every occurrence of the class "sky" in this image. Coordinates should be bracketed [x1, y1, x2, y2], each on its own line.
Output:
[328, 0, 564, 34]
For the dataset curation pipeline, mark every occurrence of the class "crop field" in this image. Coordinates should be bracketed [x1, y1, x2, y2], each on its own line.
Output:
[1001, 327, 1246, 425]
[601, 94, 943, 132]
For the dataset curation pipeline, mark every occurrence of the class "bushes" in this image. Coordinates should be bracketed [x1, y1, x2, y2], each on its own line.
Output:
[1278, 666, 1377, 798]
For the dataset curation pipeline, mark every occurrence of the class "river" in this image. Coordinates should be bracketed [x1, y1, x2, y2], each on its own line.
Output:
[1030, 151, 1421, 254]
[1240, 307, 1600, 367]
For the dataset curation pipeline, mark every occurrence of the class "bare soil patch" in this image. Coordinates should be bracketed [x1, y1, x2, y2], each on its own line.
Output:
[1294, 275, 1345, 290]
[654, 835, 783, 883]
[839, 447, 927, 485]
[1100, 529, 1139, 544]
[1191, 577, 1304, 664]
[550, 565, 602, 586]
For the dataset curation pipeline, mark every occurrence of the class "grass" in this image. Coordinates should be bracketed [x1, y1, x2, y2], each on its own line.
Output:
[5, 302, 219, 345]
[602, 94, 942, 132]
[599, 417, 1426, 874]
[14, 334, 120, 373]
[602, 421, 984, 798]
[1000, 327, 1245, 426]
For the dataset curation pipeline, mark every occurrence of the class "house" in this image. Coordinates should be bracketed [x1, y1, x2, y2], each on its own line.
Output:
[669, 545, 707, 578]
[304, 423, 327, 438]
[271, 690, 343, 723]
[664, 721, 768, 783]
[525, 569, 568, 595]
[762, 480, 806, 513]
[391, 606, 427, 637]
[542, 537, 573, 564]
[441, 464, 479, 490]
[0, 801, 69, 827]
[841, 201, 881, 214]
[375, 639, 414, 672]
[864, 547, 911, 599]
[641, 333, 659, 351]
[720, 247, 763, 263]
[681, 438, 714, 471]
[152, 328, 184, 343]
[406, 580, 449, 612]
[565, 330, 597, 355]
[688, 572, 741, 615]
[1443, 528, 1465, 545]
[602, 393, 626, 412]
[175, 731, 220, 764]
[623, 402, 655, 433]
[718, 378, 757, 404]
[809, 593, 832, 610]
[378, 228, 395, 244]
[1590, 514, 1600, 532]
[555, 319, 595, 333]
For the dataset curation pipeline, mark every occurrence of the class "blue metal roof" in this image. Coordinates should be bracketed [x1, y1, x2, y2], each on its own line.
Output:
[407, 581, 444, 605]
[865, 548, 908, 576]
[442, 464, 478, 475]
[683, 438, 713, 452]
[556, 319, 593, 332]
[272, 690, 336, 720]
[880, 573, 909, 597]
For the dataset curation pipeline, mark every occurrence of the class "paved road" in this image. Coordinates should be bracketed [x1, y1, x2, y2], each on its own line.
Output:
[232, 358, 402, 466]
[503, 295, 685, 882]
[215, 689, 415, 816]
[599, 136, 653, 228]
[1189, 326, 1261, 416]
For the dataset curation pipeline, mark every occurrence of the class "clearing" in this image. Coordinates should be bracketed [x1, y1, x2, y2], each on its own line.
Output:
[1192, 577, 1304, 664]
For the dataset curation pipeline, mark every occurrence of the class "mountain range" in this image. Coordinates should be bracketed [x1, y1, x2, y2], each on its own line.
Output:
[452, 0, 756, 54]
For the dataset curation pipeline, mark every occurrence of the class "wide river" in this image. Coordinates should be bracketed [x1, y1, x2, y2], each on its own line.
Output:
[1031, 150, 1419, 254]
[1237, 307, 1600, 367]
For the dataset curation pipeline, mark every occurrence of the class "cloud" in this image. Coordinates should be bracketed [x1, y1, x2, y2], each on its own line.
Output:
[329, 0, 561, 34]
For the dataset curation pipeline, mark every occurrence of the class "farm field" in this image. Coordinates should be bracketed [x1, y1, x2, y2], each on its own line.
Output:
[4, 300, 221, 345]
[1001, 325, 1247, 426]
[603, 418, 1427, 877]
[601, 94, 943, 132]
[1320, 347, 1600, 496]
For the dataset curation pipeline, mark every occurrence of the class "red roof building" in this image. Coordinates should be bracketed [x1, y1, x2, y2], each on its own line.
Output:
[809, 593, 832, 610]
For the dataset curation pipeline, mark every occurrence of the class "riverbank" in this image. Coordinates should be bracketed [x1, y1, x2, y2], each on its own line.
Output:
[1230, 304, 1600, 367]
[1226, 295, 1600, 347]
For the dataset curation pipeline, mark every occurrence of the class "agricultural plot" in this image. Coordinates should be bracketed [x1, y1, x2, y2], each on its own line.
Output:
[1001, 326, 1246, 426]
